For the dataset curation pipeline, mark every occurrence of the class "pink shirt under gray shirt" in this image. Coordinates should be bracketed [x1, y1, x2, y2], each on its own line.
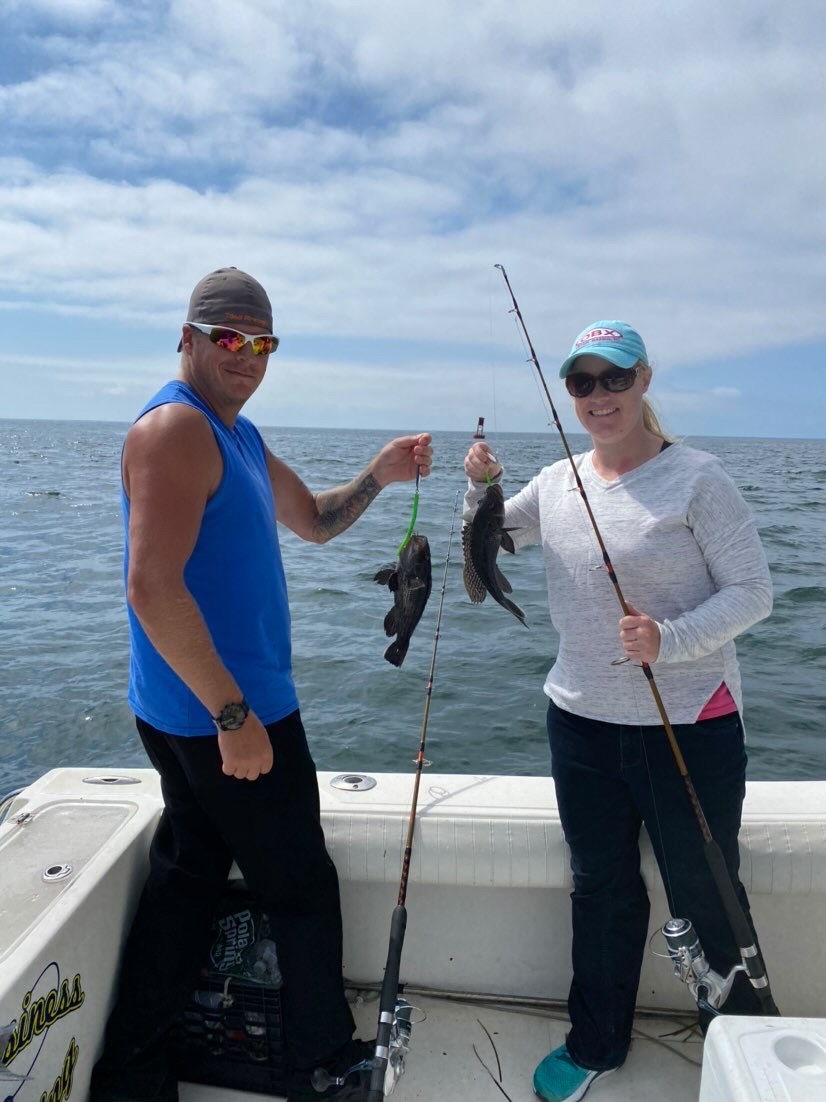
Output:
[464, 443, 772, 726]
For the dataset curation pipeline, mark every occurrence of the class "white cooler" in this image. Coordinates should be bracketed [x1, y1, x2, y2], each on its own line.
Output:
[699, 1016, 826, 1102]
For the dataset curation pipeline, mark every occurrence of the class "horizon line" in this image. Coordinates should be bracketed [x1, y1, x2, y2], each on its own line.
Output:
[0, 415, 823, 443]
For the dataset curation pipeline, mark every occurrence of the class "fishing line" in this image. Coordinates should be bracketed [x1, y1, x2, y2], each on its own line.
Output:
[566, 453, 683, 945]
[488, 269, 500, 436]
[565, 448, 683, 938]
[366, 488, 462, 1101]
[493, 263, 779, 1018]
[509, 309, 553, 428]
[638, 716, 680, 926]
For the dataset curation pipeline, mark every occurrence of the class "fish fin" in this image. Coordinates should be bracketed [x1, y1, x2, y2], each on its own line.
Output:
[408, 578, 427, 591]
[384, 639, 408, 666]
[495, 566, 513, 594]
[497, 594, 528, 627]
[374, 565, 397, 585]
[499, 531, 516, 554]
[462, 526, 487, 603]
[383, 608, 398, 636]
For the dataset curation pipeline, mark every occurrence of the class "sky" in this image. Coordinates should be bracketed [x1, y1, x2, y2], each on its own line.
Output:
[0, 0, 824, 437]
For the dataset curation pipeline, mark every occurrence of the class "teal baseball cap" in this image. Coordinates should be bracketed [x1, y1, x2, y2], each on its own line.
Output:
[559, 321, 648, 378]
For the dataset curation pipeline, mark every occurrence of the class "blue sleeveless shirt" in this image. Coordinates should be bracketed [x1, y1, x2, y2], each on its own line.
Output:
[122, 381, 299, 735]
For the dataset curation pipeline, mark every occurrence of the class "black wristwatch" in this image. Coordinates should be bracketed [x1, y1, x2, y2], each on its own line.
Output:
[212, 698, 250, 732]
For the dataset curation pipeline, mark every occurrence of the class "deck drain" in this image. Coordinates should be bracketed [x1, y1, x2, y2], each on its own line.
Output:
[43, 863, 73, 882]
[329, 773, 377, 792]
[82, 775, 142, 785]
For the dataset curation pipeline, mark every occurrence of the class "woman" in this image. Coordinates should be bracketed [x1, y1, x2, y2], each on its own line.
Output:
[463, 321, 772, 1102]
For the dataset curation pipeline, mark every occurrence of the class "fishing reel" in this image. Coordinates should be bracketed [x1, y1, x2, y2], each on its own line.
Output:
[382, 996, 417, 1094]
[661, 918, 745, 1016]
[310, 998, 417, 1096]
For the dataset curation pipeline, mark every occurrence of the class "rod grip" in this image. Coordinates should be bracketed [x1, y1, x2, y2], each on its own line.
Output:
[366, 905, 408, 1101]
[704, 840, 779, 1014]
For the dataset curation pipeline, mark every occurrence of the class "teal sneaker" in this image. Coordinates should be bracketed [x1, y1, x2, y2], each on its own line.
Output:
[533, 1043, 615, 1101]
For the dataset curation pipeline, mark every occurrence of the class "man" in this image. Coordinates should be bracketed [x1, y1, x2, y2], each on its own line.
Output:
[90, 267, 433, 1102]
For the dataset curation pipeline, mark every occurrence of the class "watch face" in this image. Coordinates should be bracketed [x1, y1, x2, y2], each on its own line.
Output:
[216, 701, 248, 731]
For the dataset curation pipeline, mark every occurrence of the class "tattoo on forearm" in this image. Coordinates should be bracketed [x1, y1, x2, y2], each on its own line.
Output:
[314, 473, 382, 539]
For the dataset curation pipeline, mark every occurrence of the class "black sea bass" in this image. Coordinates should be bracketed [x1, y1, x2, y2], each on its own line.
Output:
[374, 534, 433, 666]
[462, 483, 527, 627]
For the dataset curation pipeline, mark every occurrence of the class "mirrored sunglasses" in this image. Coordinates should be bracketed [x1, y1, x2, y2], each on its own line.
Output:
[188, 321, 279, 356]
[565, 366, 637, 398]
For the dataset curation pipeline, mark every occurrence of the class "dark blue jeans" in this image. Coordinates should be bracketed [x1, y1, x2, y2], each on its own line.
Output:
[547, 699, 763, 1071]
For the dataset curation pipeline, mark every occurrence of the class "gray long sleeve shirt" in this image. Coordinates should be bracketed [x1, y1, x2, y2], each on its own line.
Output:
[464, 443, 773, 725]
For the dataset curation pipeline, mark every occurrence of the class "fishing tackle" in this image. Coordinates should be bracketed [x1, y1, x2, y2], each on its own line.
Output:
[366, 490, 462, 1101]
[661, 918, 743, 1018]
[310, 1000, 415, 1095]
[397, 470, 420, 556]
[494, 263, 778, 1018]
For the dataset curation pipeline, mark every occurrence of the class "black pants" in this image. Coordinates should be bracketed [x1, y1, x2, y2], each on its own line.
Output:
[548, 700, 764, 1072]
[90, 710, 355, 1102]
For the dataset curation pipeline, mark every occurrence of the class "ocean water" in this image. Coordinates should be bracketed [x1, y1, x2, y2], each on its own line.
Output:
[1, 418, 824, 797]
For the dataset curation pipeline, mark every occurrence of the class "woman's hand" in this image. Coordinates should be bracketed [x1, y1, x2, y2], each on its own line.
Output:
[619, 602, 661, 664]
[464, 442, 502, 482]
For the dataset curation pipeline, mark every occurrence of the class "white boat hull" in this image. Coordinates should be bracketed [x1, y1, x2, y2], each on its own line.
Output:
[2, 769, 825, 1099]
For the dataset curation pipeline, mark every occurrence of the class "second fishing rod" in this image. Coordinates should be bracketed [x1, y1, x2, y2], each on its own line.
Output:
[494, 263, 778, 1019]
[365, 489, 461, 1101]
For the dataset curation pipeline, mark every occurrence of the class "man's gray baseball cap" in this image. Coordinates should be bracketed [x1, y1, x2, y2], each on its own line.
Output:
[177, 267, 273, 350]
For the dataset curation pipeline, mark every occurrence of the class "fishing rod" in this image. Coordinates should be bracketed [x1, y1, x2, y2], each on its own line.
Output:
[366, 489, 461, 1101]
[493, 263, 778, 1018]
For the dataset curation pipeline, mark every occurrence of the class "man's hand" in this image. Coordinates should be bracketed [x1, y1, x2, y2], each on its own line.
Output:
[619, 602, 661, 664]
[218, 712, 274, 781]
[371, 433, 433, 488]
[464, 442, 502, 482]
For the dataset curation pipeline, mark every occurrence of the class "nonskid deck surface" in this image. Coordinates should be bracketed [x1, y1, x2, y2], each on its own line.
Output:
[180, 989, 703, 1102]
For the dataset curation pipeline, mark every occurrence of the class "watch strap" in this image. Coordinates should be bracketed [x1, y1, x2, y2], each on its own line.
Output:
[212, 697, 250, 732]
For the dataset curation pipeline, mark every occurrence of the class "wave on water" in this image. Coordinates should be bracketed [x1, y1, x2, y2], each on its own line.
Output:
[1, 420, 825, 791]
[782, 586, 826, 605]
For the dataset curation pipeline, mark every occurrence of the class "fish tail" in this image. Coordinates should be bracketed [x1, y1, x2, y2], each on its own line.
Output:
[384, 639, 409, 667]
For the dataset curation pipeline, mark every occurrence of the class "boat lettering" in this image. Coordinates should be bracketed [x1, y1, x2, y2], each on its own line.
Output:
[39, 1037, 80, 1102]
[3, 973, 85, 1063]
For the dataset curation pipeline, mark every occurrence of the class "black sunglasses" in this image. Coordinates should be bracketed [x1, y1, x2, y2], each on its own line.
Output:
[565, 366, 638, 398]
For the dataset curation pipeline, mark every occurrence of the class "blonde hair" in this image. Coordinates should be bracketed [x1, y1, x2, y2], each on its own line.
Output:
[638, 362, 675, 443]
[642, 397, 673, 441]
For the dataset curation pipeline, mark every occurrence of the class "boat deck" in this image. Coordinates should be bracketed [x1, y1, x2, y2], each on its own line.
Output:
[181, 988, 703, 1101]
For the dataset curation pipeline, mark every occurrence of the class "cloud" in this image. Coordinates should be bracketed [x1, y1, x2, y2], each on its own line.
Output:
[246, 352, 536, 431]
[0, 0, 824, 432]
[0, 350, 167, 385]
[5, 0, 114, 20]
[0, 157, 821, 371]
[655, 385, 742, 414]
